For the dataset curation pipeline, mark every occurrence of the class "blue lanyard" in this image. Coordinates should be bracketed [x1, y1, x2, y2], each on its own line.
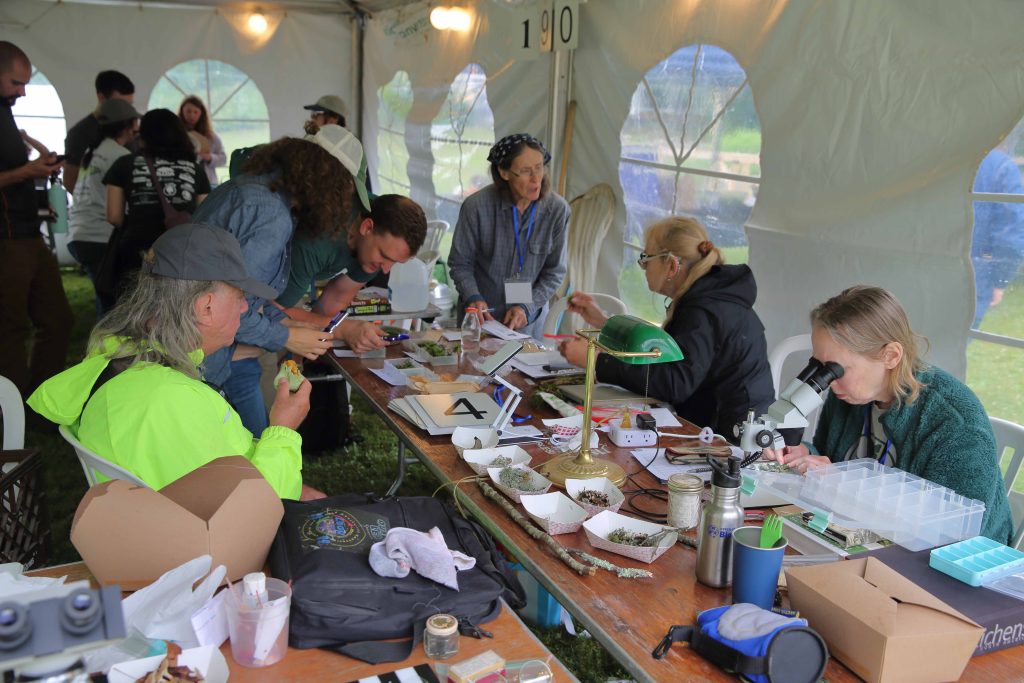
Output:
[864, 405, 892, 465]
[511, 202, 537, 275]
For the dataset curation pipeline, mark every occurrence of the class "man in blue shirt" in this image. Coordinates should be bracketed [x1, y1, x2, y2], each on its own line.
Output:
[972, 147, 1024, 328]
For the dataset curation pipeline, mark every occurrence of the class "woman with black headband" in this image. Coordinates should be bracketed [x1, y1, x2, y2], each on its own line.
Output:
[448, 133, 570, 337]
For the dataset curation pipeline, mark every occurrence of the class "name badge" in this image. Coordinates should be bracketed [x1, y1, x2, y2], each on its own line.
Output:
[504, 279, 533, 304]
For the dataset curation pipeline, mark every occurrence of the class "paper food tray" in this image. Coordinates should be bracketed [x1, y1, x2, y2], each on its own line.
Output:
[108, 645, 229, 683]
[582, 510, 676, 564]
[486, 465, 552, 504]
[521, 492, 587, 535]
[565, 477, 625, 517]
[463, 445, 531, 475]
[452, 426, 499, 455]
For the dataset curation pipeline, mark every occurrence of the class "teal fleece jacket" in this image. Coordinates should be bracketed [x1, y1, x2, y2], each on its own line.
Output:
[813, 366, 1012, 543]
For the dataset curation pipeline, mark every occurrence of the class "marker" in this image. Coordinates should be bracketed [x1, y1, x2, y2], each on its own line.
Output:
[543, 364, 578, 372]
[323, 310, 350, 334]
[543, 333, 576, 340]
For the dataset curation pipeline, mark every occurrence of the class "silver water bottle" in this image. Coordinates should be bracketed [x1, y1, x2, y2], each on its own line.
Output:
[695, 456, 744, 587]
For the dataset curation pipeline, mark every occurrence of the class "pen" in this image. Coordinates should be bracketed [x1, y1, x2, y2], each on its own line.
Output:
[543, 334, 576, 340]
[543, 364, 578, 372]
[322, 310, 350, 334]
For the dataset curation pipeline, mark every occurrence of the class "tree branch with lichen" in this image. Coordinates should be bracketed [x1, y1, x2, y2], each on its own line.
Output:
[477, 478, 597, 576]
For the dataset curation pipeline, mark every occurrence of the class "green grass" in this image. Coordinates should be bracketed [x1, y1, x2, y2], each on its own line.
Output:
[26, 270, 628, 682]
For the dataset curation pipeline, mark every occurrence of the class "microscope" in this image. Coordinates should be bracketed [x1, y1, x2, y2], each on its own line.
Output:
[734, 357, 844, 459]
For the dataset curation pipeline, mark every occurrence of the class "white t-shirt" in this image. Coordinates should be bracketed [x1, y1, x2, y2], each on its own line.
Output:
[68, 137, 131, 243]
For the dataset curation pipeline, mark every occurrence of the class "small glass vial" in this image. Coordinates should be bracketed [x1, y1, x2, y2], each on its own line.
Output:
[667, 473, 704, 530]
[424, 613, 460, 659]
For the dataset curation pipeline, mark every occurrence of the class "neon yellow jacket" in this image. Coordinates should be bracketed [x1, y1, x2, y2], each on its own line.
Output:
[27, 338, 302, 499]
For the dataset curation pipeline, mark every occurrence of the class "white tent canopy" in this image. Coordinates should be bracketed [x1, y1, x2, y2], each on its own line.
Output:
[3, 0, 1024, 380]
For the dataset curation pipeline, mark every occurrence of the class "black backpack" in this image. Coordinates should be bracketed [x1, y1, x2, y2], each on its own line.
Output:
[269, 494, 526, 664]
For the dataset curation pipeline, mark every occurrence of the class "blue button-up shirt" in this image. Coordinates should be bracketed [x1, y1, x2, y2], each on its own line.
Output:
[192, 173, 293, 384]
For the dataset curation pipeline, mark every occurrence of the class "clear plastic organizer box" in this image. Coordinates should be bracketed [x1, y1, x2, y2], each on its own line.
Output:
[746, 459, 985, 551]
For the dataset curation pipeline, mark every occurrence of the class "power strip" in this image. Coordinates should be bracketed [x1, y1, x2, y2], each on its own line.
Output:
[609, 423, 658, 447]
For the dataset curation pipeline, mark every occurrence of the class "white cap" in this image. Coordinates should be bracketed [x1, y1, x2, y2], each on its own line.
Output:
[426, 613, 458, 636]
[304, 124, 362, 178]
[243, 572, 266, 597]
[303, 124, 372, 212]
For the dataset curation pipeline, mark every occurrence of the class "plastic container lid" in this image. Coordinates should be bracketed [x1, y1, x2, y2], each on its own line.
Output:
[743, 458, 985, 551]
[426, 613, 458, 636]
[667, 473, 704, 493]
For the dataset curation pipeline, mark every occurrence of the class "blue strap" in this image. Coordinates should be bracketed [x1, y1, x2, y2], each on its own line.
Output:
[511, 202, 537, 275]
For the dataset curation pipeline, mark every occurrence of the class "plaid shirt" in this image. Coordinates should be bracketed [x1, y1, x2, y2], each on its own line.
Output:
[448, 184, 570, 321]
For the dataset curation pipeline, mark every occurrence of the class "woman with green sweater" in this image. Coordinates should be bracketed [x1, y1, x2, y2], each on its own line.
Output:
[764, 285, 1013, 543]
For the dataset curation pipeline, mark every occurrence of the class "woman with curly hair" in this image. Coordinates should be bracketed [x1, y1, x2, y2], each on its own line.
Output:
[191, 124, 356, 433]
[178, 95, 226, 187]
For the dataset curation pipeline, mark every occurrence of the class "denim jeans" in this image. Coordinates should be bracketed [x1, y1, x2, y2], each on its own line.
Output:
[223, 357, 269, 435]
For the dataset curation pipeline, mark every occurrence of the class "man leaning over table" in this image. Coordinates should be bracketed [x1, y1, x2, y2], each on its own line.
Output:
[275, 126, 427, 352]
[27, 224, 325, 501]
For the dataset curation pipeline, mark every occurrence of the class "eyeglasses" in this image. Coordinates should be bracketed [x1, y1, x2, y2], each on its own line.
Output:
[637, 250, 674, 269]
[508, 163, 546, 179]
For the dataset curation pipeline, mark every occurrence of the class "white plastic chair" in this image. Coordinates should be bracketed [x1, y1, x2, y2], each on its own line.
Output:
[542, 294, 629, 337]
[990, 416, 1024, 549]
[58, 424, 148, 487]
[767, 334, 813, 397]
[0, 375, 25, 451]
[420, 219, 451, 256]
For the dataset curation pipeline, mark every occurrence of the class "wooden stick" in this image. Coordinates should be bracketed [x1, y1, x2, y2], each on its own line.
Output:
[477, 479, 596, 576]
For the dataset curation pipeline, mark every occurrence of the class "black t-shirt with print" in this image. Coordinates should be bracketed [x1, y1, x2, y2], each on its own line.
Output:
[103, 154, 210, 284]
[103, 154, 209, 237]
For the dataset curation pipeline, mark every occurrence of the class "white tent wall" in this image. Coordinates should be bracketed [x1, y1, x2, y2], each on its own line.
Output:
[0, 1, 354, 143]
[569, 0, 1024, 378]
[362, 2, 554, 222]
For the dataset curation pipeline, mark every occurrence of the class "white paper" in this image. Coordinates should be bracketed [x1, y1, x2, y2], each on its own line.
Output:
[369, 365, 408, 386]
[646, 407, 683, 428]
[252, 595, 290, 662]
[482, 319, 533, 341]
[631, 448, 713, 484]
[190, 590, 229, 648]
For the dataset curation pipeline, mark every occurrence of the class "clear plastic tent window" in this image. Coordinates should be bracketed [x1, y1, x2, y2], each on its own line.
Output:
[618, 44, 761, 322]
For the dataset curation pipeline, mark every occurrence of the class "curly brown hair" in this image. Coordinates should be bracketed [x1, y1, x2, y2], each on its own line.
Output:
[243, 137, 354, 239]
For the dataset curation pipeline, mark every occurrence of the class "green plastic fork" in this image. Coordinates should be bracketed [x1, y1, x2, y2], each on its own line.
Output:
[760, 513, 783, 548]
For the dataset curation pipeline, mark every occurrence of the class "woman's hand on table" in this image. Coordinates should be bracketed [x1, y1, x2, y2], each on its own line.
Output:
[269, 377, 311, 430]
[336, 320, 387, 352]
[503, 305, 528, 330]
[559, 338, 593, 368]
[761, 444, 831, 474]
[286, 326, 333, 360]
[567, 292, 609, 328]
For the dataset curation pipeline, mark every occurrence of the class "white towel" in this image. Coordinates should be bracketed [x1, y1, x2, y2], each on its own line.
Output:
[368, 527, 476, 590]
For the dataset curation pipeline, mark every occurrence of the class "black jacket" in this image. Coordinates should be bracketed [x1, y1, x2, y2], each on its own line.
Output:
[595, 264, 774, 439]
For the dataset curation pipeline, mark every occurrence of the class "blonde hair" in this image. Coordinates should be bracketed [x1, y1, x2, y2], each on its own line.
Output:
[810, 285, 927, 404]
[644, 216, 725, 322]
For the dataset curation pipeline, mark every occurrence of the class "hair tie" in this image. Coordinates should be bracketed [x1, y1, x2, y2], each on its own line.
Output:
[698, 240, 714, 257]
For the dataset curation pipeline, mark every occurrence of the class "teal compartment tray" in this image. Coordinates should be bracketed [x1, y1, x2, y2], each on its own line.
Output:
[929, 536, 1024, 587]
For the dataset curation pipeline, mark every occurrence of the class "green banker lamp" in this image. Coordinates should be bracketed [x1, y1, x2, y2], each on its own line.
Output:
[541, 314, 683, 488]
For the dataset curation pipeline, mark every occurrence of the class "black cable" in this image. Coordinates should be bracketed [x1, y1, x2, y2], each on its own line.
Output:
[621, 420, 671, 522]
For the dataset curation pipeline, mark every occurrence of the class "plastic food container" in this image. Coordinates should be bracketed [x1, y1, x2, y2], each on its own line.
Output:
[929, 536, 1024, 586]
[744, 458, 985, 551]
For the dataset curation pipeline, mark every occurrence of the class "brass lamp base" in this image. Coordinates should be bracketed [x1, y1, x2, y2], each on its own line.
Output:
[541, 452, 627, 488]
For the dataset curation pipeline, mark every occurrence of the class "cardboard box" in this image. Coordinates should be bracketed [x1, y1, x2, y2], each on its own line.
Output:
[787, 557, 983, 683]
[863, 544, 1024, 656]
[71, 456, 284, 590]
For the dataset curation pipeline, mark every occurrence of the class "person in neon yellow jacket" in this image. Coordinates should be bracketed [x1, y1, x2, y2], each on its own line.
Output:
[28, 224, 318, 500]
